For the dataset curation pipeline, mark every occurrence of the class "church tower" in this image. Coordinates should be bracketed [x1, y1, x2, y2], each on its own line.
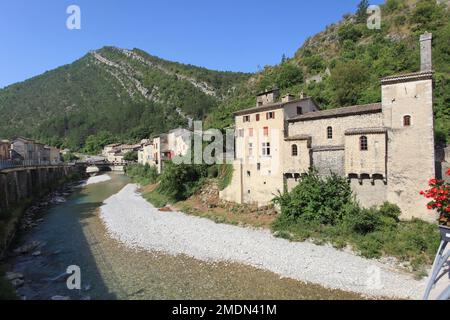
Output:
[381, 33, 435, 220]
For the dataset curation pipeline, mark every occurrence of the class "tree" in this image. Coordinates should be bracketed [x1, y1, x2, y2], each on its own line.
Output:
[356, 0, 369, 23]
[124, 151, 138, 162]
[330, 60, 369, 106]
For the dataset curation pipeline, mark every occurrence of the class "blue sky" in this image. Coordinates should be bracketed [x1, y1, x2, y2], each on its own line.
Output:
[0, 0, 384, 88]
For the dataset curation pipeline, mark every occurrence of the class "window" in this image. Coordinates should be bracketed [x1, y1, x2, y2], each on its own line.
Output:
[360, 136, 368, 151]
[256, 114, 260, 121]
[243, 115, 250, 123]
[327, 126, 333, 139]
[257, 163, 261, 171]
[247, 171, 251, 177]
[292, 144, 298, 156]
[248, 143, 253, 156]
[266, 111, 275, 120]
[297, 107, 303, 115]
[248, 128, 253, 137]
[262, 142, 271, 156]
[263, 126, 269, 136]
[238, 129, 244, 137]
[403, 115, 411, 126]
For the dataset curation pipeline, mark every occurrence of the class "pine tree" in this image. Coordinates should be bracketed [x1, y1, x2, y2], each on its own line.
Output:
[356, 0, 369, 23]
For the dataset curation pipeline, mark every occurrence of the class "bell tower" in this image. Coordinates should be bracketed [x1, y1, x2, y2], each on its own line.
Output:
[381, 33, 435, 221]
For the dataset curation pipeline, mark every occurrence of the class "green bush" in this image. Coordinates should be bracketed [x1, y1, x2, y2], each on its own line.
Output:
[273, 169, 353, 224]
[125, 163, 159, 185]
[157, 162, 208, 201]
[343, 205, 381, 235]
[123, 151, 138, 162]
[272, 170, 440, 271]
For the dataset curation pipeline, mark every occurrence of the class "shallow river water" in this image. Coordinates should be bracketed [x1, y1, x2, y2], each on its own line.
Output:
[7, 173, 361, 300]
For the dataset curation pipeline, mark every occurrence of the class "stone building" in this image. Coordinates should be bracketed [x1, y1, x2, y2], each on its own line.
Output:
[151, 128, 191, 173]
[220, 33, 437, 221]
[11, 137, 47, 163]
[138, 142, 154, 166]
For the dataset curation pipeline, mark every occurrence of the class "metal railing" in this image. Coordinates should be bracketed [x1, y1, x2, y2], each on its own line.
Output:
[0, 159, 64, 170]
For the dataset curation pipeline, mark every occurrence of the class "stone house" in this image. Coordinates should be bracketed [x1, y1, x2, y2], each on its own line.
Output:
[220, 33, 437, 221]
[138, 143, 154, 166]
[0, 140, 11, 160]
[102, 143, 121, 157]
[151, 129, 192, 173]
[11, 137, 47, 163]
[45, 146, 62, 164]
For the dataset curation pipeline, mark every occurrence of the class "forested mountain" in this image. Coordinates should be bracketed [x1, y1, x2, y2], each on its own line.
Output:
[0, 47, 250, 150]
[206, 0, 450, 144]
[0, 0, 448, 151]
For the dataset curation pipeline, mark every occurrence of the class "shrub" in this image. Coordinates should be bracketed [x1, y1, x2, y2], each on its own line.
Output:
[157, 162, 208, 201]
[343, 205, 381, 235]
[125, 163, 159, 185]
[124, 151, 138, 162]
[217, 164, 234, 191]
[273, 169, 353, 224]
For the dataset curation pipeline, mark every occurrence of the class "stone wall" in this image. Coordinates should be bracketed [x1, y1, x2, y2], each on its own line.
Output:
[0, 165, 80, 217]
[312, 147, 345, 177]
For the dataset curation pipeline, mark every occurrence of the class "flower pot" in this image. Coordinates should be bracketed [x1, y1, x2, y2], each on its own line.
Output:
[439, 225, 450, 242]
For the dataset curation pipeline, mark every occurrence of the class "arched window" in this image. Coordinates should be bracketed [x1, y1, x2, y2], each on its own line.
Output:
[403, 115, 411, 126]
[360, 136, 368, 151]
[292, 144, 298, 156]
[327, 126, 333, 139]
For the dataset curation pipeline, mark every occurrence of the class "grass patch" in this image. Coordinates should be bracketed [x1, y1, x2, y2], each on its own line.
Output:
[217, 164, 234, 191]
[125, 164, 159, 185]
[142, 189, 171, 208]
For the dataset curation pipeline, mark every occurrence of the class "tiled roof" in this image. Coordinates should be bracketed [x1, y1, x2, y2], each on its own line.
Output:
[312, 145, 345, 152]
[380, 71, 433, 85]
[288, 103, 382, 122]
[345, 127, 387, 135]
[284, 134, 311, 141]
[233, 97, 318, 116]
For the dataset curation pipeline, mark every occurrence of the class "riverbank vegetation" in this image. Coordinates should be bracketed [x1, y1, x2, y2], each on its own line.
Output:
[272, 170, 440, 275]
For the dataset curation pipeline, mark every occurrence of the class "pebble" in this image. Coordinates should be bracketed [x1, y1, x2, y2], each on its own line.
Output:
[100, 184, 427, 299]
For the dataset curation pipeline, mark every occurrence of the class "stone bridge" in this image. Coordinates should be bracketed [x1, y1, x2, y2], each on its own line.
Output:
[81, 161, 129, 174]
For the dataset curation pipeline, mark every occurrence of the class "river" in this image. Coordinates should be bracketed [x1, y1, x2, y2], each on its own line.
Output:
[6, 173, 361, 300]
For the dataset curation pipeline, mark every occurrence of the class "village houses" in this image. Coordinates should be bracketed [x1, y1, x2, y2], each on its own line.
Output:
[0, 136, 62, 165]
[220, 33, 437, 221]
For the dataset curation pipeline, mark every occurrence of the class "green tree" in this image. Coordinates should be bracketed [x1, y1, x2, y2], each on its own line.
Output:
[124, 151, 138, 162]
[356, 0, 369, 23]
[330, 60, 369, 106]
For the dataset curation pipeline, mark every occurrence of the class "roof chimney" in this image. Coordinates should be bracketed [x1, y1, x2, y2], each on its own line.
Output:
[420, 32, 432, 72]
[282, 94, 295, 103]
[299, 90, 305, 99]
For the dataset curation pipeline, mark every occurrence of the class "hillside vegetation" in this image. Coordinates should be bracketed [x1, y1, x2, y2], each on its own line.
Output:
[0, 0, 448, 149]
[0, 47, 250, 150]
[207, 0, 450, 144]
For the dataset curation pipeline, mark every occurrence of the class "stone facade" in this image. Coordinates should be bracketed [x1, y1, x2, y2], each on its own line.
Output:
[220, 34, 438, 221]
[11, 137, 47, 163]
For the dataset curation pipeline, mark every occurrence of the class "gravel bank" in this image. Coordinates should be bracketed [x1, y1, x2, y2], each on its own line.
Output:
[85, 174, 112, 185]
[100, 184, 426, 299]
